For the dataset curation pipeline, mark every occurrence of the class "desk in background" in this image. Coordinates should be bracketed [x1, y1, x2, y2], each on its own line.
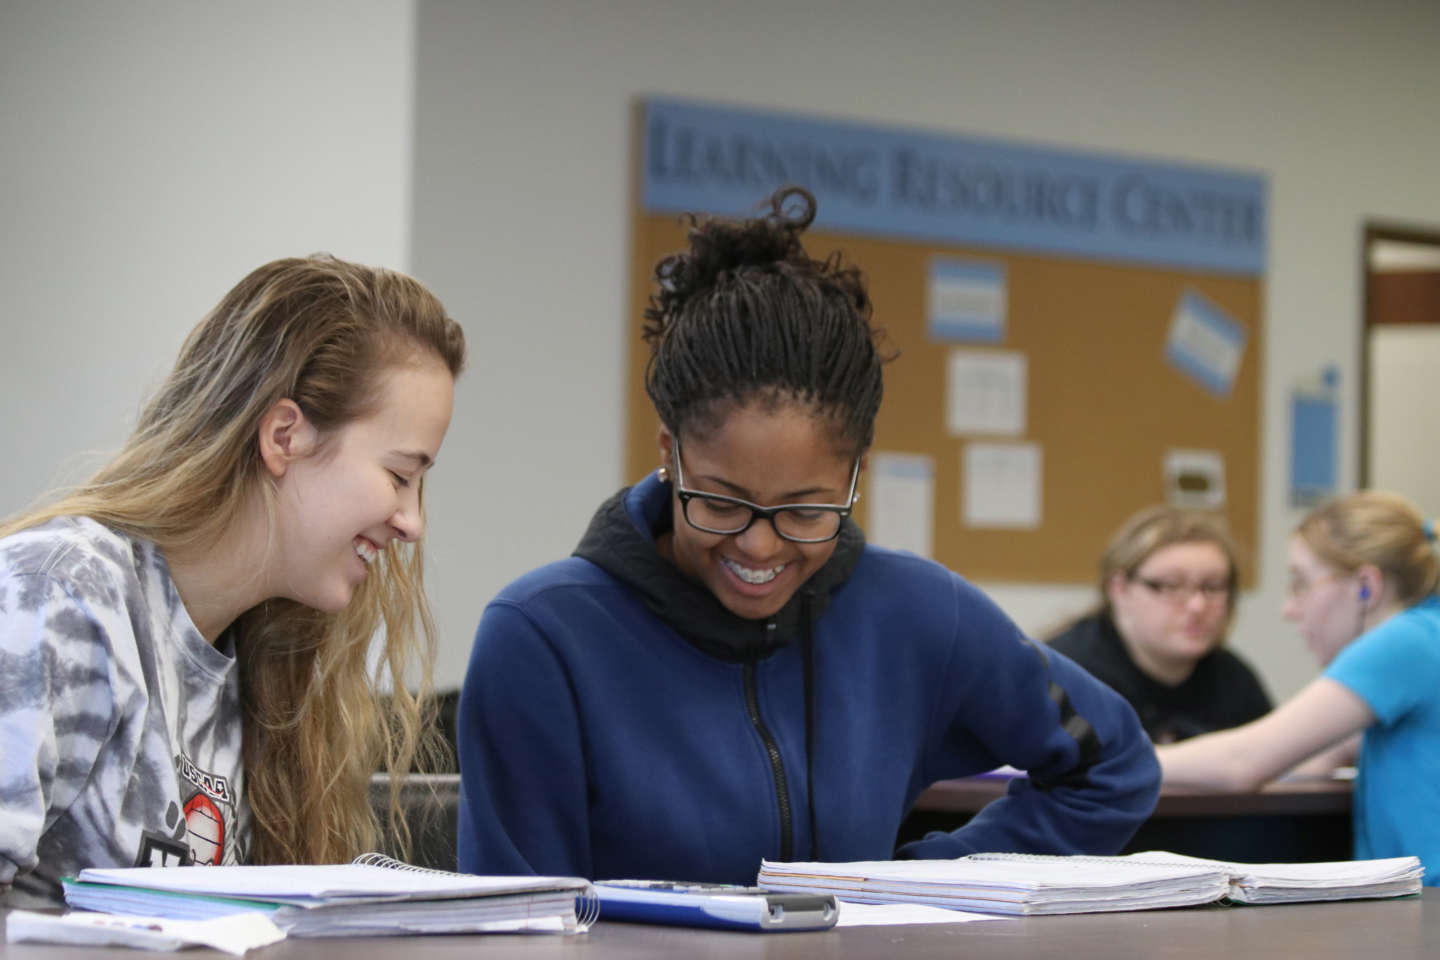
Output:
[4, 893, 1436, 959]
[901, 775, 1353, 863]
[367, 772, 1349, 873]
[368, 772, 1350, 874]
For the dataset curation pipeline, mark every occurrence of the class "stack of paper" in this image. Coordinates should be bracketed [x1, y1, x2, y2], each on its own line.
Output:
[758, 851, 1424, 918]
[63, 861, 597, 937]
[757, 857, 1231, 916]
[1068, 851, 1425, 904]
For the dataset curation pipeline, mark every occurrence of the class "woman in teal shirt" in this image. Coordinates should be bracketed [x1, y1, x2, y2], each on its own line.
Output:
[1160, 491, 1440, 881]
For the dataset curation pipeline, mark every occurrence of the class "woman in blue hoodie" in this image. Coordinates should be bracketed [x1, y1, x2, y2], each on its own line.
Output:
[457, 186, 1160, 883]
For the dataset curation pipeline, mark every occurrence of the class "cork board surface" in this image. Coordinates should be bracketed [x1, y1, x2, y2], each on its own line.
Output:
[625, 211, 1260, 585]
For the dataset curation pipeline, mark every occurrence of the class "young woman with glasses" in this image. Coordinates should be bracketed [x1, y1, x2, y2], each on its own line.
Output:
[1047, 506, 1271, 743]
[1159, 491, 1440, 882]
[456, 186, 1159, 884]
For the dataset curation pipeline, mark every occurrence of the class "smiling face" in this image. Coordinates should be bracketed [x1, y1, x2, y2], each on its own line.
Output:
[270, 354, 455, 613]
[658, 401, 858, 621]
[1282, 535, 1361, 666]
[1106, 541, 1233, 682]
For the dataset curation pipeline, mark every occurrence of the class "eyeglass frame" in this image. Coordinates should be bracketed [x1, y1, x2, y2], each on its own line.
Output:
[1284, 569, 1347, 600]
[1130, 575, 1232, 605]
[669, 438, 861, 544]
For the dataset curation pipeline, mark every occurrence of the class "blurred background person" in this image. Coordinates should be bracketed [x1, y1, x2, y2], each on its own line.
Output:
[1160, 491, 1440, 880]
[1048, 506, 1270, 743]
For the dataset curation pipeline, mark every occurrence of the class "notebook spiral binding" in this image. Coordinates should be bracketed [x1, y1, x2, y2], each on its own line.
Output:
[575, 888, 601, 930]
[967, 853, 1173, 866]
[352, 852, 452, 874]
[968, 852, 1242, 871]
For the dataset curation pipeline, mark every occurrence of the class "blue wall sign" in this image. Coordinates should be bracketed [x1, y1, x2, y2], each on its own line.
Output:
[642, 98, 1267, 276]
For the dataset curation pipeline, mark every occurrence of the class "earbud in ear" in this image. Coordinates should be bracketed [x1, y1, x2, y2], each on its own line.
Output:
[1359, 583, 1371, 602]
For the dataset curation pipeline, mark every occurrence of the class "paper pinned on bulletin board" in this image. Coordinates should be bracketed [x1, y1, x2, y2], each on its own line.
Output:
[963, 442, 1042, 529]
[1290, 366, 1339, 509]
[1165, 289, 1247, 397]
[867, 452, 935, 558]
[1165, 449, 1226, 510]
[928, 258, 1006, 343]
[946, 350, 1026, 436]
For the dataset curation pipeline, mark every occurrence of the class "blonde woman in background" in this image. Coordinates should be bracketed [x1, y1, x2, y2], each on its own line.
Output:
[1160, 491, 1440, 883]
[0, 255, 465, 907]
[1048, 506, 1270, 743]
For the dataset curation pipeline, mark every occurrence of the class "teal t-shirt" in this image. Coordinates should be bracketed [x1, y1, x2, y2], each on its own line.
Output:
[1324, 594, 1440, 885]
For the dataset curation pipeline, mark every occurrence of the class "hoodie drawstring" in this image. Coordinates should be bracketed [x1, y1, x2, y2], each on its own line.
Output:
[801, 591, 820, 862]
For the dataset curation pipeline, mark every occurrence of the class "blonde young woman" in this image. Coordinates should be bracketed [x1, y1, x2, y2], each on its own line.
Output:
[1048, 506, 1270, 743]
[0, 255, 465, 907]
[1160, 491, 1440, 883]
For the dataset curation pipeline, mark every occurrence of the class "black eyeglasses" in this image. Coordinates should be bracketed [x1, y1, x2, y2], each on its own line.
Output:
[1132, 575, 1231, 604]
[670, 439, 860, 544]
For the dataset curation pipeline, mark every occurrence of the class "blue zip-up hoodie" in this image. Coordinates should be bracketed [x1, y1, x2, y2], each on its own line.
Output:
[457, 473, 1159, 883]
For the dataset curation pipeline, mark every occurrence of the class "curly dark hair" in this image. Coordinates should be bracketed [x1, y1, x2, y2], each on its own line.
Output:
[642, 185, 890, 456]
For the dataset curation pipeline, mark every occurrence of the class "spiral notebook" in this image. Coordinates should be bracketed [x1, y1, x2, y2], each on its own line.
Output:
[757, 851, 1423, 916]
[972, 851, 1424, 905]
[758, 855, 1229, 916]
[63, 854, 598, 937]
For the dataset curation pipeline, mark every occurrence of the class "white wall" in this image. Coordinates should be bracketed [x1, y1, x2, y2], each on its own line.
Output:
[0, 0, 415, 506]
[409, 0, 1440, 699]
[1369, 326, 1440, 522]
[6, 1, 1440, 703]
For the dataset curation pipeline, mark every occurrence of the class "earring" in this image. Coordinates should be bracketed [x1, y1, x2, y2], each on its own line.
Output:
[657, 465, 670, 483]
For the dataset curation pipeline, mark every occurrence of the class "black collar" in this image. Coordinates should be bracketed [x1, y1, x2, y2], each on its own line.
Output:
[572, 471, 865, 661]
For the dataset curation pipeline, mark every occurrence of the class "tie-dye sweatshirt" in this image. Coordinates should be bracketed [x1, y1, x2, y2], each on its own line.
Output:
[0, 517, 247, 907]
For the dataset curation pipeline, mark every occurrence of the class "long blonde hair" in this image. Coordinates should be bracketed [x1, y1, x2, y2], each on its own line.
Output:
[0, 254, 466, 865]
[1297, 491, 1440, 607]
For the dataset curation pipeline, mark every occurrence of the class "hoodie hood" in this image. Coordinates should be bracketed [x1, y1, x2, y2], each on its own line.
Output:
[573, 471, 865, 660]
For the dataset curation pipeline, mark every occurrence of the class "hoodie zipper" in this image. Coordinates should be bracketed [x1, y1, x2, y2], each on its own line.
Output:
[742, 657, 793, 862]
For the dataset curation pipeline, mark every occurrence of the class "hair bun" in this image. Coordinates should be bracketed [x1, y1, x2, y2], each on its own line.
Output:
[646, 186, 819, 337]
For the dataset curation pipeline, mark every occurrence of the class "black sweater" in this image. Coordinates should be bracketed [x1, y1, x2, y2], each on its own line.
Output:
[1048, 612, 1271, 743]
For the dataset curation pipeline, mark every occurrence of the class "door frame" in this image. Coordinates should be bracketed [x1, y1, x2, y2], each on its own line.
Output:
[1358, 222, 1440, 487]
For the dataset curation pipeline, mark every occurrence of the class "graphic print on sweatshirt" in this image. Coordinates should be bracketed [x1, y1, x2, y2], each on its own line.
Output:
[176, 752, 238, 866]
[1, 518, 247, 906]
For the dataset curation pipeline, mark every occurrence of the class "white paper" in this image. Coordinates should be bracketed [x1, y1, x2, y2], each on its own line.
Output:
[867, 452, 934, 558]
[760, 856, 1229, 916]
[1164, 449, 1226, 510]
[76, 863, 580, 901]
[928, 259, 1006, 343]
[835, 902, 1003, 926]
[1164, 291, 1245, 396]
[963, 443, 1042, 529]
[66, 863, 594, 936]
[945, 350, 1027, 436]
[5, 910, 285, 955]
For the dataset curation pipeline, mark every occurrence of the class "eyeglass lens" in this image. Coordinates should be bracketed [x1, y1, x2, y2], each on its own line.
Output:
[1138, 577, 1229, 602]
[683, 497, 842, 542]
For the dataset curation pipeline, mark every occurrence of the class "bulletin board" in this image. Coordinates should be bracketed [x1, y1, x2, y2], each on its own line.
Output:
[625, 99, 1265, 586]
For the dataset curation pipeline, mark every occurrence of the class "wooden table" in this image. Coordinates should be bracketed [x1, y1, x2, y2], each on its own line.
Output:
[902, 775, 1354, 862]
[5, 892, 1436, 959]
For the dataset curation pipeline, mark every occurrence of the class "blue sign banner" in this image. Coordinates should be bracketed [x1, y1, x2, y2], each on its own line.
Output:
[642, 98, 1267, 276]
[1290, 367, 1339, 508]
